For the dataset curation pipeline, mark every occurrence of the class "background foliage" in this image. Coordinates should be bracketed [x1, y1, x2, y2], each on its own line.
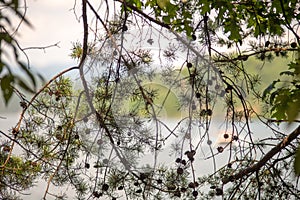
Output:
[0, 0, 42, 105]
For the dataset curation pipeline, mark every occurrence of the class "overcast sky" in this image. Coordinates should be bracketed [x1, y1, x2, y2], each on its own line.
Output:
[16, 1, 84, 73]
[1, 1, 88, 112]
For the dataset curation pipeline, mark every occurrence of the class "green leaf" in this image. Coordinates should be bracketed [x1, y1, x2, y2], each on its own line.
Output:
[157, 0, 170, 10]
[200, 0, 211, 14]
[295, 146, 300, 176]
[262, 80, 279, 99]
[134, 0, 143, 9]
[0, 32, 13, 44]
[18, 61, 36, 89]
[16, 77, 35, 93]
[12, 0, 19, 10]
[1, 15, 12, 26]
[280, 71, 294, 76]
[0, 74, 14, 105]
[184, 23, 193, 37]
[0, 62, 4, 74]
[288, 61, 300, 75]
[287, 101, 300, 122]
[162, 15, 171, 24]
[271, 106, 287, 120]
[224, 19, 242, 41]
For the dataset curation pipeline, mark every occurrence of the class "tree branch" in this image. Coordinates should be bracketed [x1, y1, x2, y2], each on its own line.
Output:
[223, 125, 300, 184]
[80, 0, 136, 174]
[215, 47, 299, 63]
[116, 0, 171, 30]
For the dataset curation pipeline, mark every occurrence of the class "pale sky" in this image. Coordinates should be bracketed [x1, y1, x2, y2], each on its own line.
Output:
[15, 1, 84, 72]
[1, 1, 88, 111]
[15, 0, 184, 74]
[13, 1, 225, 74]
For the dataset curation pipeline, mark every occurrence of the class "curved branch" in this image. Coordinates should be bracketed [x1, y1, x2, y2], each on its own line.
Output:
[223, 125, 300, 184]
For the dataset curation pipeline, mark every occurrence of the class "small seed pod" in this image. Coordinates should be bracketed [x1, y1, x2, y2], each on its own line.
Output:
[12, 128, 19, 135]
[174, 190, 181, 197]
[225, 85, 233, 93]
[2, 145, 11, 152]
[83, 117, 88, 123]
[175, 158, 181, 163]
[233, 135, 239, 141]
[188, 182, 195, 189]
[92, 191, 101, 198]
[206, 109, 213, 116]
[136, 189, 142, 193]
[187, 62, 193, 68]
[167, 185, 176, 190]
[217, 146, 224, 153]
[20, 101, 27, 109]
[216, 188, 223, 196]
[85, 163, 90, 169]
[177, 167, 184, 175]
[102, 183, 109, 191]
[192, 190, 198, 197]
[191, 34, 197, 41]
[181, 187, 187, 192]
[223, 133, 229, 139]
[291, 42, 297, 48]
[265, 41, 270, 47]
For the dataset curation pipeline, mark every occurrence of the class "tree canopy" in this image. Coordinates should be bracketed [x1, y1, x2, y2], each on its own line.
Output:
[0, 0, 300, 199]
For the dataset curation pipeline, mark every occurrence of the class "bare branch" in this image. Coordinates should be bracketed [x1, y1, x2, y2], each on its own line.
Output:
[223, 125, 300, 184]
[22, 42, 60, 51]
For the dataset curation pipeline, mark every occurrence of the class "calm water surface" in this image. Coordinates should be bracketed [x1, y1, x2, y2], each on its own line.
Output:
[0, 112, 298, 199]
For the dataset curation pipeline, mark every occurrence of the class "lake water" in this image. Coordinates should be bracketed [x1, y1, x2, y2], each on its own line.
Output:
[0, 112, 298, 199]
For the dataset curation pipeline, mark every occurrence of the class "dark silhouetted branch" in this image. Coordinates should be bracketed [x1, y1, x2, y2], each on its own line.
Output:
[223, 125, 300, 184]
